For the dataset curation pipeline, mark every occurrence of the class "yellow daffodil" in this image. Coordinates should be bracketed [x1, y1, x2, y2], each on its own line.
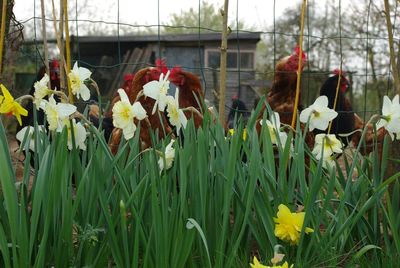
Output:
[228, 128, 247, 140]
[312, 133, 342, 160]
[41, 94, 77, 131]
[158, 139, 175, 172]
[376, 95, 400, 140]
[250, 256, 293, 268]
[112, 89, 147, 140]
[274, 204, 314, 245]
[299, 95, 338, 131]
[250, 256, 268, 268]
[166, 88, 187, 134]
[68, 62, 92, 101]
[33, 73, 51, 109]
[143, 70, 170, 114]
[0, 84, 28, 125]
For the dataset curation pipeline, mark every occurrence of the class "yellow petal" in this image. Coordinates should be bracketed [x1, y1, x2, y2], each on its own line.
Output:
[0, 84, 14, 101]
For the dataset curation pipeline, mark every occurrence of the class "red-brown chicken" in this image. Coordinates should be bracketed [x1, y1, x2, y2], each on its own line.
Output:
[256, 46, 314, 149]
[108, 66, 173, 154]
[168, 67, 205, 129]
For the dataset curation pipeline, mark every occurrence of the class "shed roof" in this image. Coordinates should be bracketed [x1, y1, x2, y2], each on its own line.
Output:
[69, 32, 262, 43]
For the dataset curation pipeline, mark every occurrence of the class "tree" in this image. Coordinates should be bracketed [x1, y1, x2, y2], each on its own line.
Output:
[162, 1, 246, 34]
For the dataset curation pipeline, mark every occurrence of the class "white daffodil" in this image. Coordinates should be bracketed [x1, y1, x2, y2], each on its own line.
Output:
[299, 95, 338, 131]
[16, 125, 46, 152]
[143, 70, 170, 114]
[376, 95, 400, 140]
[41, 94, 77, 131]
[166, 88, 187, 134]
[112, 89, 147, 140]
[322, 154, 336, 169]
[312, 133, 343, 160]
[68, 62, 92, 101]
[158, 139, 175, 172]
[61, 118, 87, 150]
[33, 73, 51, 109]
[259, 112, 288, 147]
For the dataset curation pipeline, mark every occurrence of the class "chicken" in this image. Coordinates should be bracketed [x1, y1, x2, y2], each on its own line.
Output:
[108, 66, 173, 154]
[316, 70, 386, 158]
[315, 70, 355, 147]
[256, 46, 314, 149]
[168, 66, 205, 129]
[265, 46, 306, 125]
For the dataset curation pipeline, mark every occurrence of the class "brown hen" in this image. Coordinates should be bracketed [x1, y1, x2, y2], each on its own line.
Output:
[108, 67, 173, 154]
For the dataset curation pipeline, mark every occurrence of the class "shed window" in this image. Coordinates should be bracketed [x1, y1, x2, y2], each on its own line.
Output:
[206, 50, 254, 70]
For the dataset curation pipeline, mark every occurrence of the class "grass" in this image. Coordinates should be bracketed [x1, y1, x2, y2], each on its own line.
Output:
[0, 104, 399, 267]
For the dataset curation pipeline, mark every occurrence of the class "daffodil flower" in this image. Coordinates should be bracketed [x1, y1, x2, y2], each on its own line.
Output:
[61, 118, 87, 150]
[274, 204, 313, 245]
[143, 70, 170, 114]
[112, 89, 147, 140]
[228, 128, 247, 141]
[250, 256, 293, 268]
[376, 95, 400, 140]
[16, 125, 46, 152]
[41, 94, 77, 131]
[158, 139, 175, 172]
[166, 88, 187, 134]
[68, 62, 92, 101]
[312, 133, 343, 160]
[250, 256, 268, 268]
[299, 95, 338, 131]
[0, 84, 28, 125]
[259, 112, 289, 148]
[33, 73, 51, 109]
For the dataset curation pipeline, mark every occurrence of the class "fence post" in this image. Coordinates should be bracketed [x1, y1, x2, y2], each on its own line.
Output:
[383, 0, 400, 181]
[218, 0, 229, 125]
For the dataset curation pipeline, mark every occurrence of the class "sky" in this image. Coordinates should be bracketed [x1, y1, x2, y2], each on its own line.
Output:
[14, 0, 306, 34]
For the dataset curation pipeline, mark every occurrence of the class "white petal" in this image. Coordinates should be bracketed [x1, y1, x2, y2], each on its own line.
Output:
[117, 88, 129, 103]
[58, 103, 77, 118]
[79, 85, 91, 101]
[122, 122, 136, 140]
[143, 81, 160, 99]
[314, 95, 329, 107]
[179, 110, 188, 128]
[382, 95, 391, 116]
[299, 107, 312, 124]
[78, 66, 92, 80]
[132, 102, 147, 120]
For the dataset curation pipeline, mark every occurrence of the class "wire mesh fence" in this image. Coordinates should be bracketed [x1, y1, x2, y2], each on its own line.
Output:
[3, 0, 400, 122]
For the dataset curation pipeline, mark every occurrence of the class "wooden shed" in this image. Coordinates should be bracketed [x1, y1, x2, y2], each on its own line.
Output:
[70, 32, 267, 116]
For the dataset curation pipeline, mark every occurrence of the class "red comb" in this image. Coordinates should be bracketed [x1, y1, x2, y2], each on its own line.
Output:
[123, 73, 135, 81]
[169, 65, 182, 78]
[294, 45, 307, 62]
[155, 58, 168, 75]
[332, 68, 346, 77]
[333, 69, 349, 92]
[285, 45, 307, 72]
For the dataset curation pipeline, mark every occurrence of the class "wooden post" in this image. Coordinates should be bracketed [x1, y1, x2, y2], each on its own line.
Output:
[0, 0, 7, 75]
[291, 0, 307, 128]
[63, 0, 73, 103]
[384, 0, 400, 94]
[383, 0, 400, 182]
[40, 0, 50, 89]
[218, 0, 229, 125]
